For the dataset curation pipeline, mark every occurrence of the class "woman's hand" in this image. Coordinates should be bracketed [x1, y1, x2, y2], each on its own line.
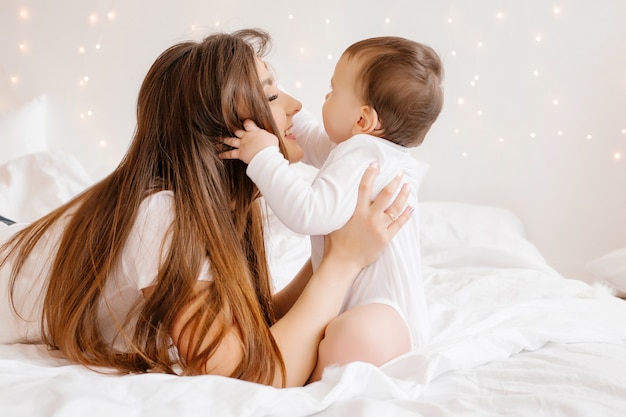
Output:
[220, 119, 279, 164]
[323, 162, 413, 270]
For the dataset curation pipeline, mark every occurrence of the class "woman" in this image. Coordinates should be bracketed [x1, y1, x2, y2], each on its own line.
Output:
[0, 29, 412, 388]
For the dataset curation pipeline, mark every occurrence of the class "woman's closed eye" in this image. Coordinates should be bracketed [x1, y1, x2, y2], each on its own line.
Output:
[268, 93, 279, 102]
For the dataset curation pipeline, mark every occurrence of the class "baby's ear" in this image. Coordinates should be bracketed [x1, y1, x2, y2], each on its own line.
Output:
[352, 105, 380, 135]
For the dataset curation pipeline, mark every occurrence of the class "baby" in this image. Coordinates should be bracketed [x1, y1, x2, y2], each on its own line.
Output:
[224, 36, 444, 381]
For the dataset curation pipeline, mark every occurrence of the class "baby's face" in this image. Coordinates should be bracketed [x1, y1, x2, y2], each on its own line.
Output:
[321, 55, 364, 144]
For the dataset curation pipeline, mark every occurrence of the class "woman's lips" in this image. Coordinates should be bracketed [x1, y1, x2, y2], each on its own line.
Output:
[284, 126, 296, 140]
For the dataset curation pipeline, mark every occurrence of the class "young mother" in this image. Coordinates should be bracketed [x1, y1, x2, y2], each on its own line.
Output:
[0, 29, 412, 387]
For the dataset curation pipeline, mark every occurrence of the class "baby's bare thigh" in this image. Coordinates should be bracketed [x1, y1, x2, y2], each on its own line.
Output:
[308, 303, 411, 382]
[323, 303, 411, 365]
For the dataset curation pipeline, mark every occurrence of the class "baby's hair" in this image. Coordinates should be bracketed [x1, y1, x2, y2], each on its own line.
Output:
[344, 36, 444, 147]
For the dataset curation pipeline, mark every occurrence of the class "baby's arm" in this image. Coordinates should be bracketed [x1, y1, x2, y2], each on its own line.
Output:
[247, 146, 362, 235]
[292, 108, 335, 168]
[222, 121, 373, 236]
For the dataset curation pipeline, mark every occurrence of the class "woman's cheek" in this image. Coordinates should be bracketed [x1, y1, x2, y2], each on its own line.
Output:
[270, 108, 286, 134]
[284, 140, 303, 163]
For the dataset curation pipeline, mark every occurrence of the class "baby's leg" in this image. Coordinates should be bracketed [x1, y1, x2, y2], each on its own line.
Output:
[308, 303, 411, 383]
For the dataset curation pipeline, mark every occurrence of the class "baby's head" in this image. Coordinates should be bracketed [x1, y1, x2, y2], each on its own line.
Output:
[323, 36, 443, 147]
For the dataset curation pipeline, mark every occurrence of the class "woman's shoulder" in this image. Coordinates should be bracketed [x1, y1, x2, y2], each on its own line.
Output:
[126, 191, 176, 253]
[140, 190, 174, 209]
[135, 190, 175, 222]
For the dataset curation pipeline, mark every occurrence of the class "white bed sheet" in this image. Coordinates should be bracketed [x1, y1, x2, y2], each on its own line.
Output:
[2, 151, 626, 417]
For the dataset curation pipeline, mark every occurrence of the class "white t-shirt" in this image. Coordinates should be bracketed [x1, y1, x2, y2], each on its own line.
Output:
[246, 114, 430, 348]
[0, 191, 212, 347]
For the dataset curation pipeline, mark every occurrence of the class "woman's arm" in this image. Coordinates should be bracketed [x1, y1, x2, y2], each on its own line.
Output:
[171, 163, 413, 387]
[272, 258, 313, 320]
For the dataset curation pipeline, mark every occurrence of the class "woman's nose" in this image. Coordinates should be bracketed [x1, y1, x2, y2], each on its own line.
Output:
[285, 92, 302, 116]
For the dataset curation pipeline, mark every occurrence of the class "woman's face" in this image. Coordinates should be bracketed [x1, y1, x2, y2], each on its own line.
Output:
[255, 58, 303, 163]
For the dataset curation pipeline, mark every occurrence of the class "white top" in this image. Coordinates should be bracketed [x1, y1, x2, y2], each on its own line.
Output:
[246, 113, 430, 348]
[0, 191, 212, 347]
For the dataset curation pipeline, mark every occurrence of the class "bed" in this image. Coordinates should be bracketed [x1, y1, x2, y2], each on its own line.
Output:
[1, 142, 626, 416]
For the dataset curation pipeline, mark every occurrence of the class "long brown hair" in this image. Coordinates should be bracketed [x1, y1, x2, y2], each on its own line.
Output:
[344, 36, 444, 147]
[0, 29, 285, 385]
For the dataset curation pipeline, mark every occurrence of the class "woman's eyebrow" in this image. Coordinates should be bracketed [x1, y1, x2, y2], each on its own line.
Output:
[260, 76, 275, 88]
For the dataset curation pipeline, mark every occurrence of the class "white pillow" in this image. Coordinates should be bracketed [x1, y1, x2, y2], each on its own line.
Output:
[419, 202, 552, 272]
[587, 247, 626, 295]
[0, 151, 92, 222]
[0, 95, 48, 166]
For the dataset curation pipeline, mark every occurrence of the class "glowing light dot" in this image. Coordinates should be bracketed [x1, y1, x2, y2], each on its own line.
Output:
[18, 43, 26, 51]
[19, 9, 29, 19]
[10, 76, 19, 85]
[474, 75, 480, 81]
[454, 128, 460, 134]
[621, 129, 626, 135]
[288, 14, 294, 19]
[553, 99, 559, 105]
[614, 152, 622, 160]
[477, 41, 483, 47]
[215, 21, 220, 27]
[447, 18, 453, 23]
[470, 81, 476, 87]
[295, 81, 302, 88]
[99, 140, 108, 148]
[558, 130, 563, 136]
[107, 11, 116, 21]
[78, 46, 86, 54]
[554, 8, 560, 15]
[462, 152, 468, 157]
[95, 44, 101, 50]
[327, 54, 333, 60]
[536, 35, 542, 42]
[457, 97, 465, 105]
[385, 18, 391, 23]
[477, 110, 483, 116]
[530, 132, 536, 138]
[89, 13, 98, 24]
[325, 18, 330, 24]
[299, 48, 305, 53]
[496, 12, 504, 19]
[533, 70, 540, 77]
[451, 51, 457, 56]
[84, 76, 89, 82]
[80, 113, 85, 119]
[586, 134, 592, 140]
[499, 137, 505, 143]
[87, 110, 93, 117]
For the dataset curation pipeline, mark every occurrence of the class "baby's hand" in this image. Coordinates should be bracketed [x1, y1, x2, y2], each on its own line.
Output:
[220, 119, 279, 164]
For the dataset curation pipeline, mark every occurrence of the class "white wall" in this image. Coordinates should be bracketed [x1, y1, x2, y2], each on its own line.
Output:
[1, 0, 625, 281]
